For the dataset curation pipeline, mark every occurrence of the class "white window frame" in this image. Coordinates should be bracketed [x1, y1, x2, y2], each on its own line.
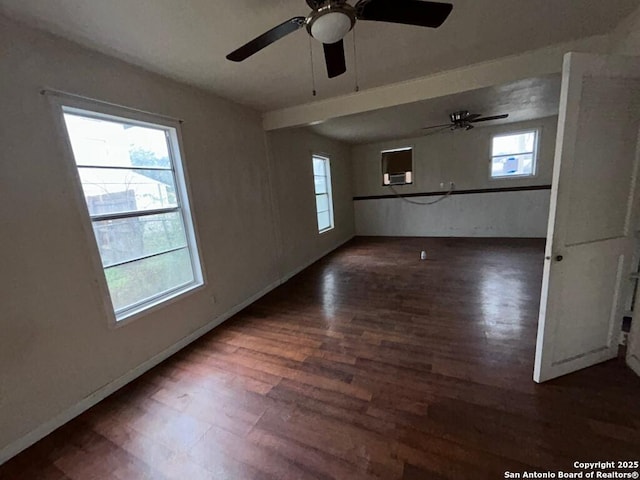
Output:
[312, 154, 335, 234]
[51, 96, 205, 326]
[490, 129, 539, 180]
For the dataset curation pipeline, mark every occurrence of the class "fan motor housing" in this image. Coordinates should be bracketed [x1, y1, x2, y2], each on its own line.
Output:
[450, 110, 470, 123]
[306, 0, 348, 9]
[306, 3, 356, 44]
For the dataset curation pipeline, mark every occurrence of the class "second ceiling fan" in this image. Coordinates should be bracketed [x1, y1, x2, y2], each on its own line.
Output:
[423, 110, 510, 132]
[227, 0, 453, 79]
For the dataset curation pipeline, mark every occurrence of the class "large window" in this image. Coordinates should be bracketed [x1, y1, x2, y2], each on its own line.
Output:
[491, 130, 538, 178]
[312, 155, 334, 233]
[61, 106, 203, 321]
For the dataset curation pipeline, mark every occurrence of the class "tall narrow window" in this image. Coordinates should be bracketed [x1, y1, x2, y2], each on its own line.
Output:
[61, 106, 203, 321]
[312, 155, 334, 233]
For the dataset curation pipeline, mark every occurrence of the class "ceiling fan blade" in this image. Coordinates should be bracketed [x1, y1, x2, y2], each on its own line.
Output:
[355, 0, 453, 28]
[226, 17, 305, 62]
[465, 113, 482, 122]
[422, 123, 452, 130]
[471, 114, 510, 123]
[323, 40, 347, 79]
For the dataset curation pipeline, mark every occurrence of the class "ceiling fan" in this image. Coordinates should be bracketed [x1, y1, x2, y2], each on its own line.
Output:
[422, 110, 510, 132]
[226, 0, 453, 79]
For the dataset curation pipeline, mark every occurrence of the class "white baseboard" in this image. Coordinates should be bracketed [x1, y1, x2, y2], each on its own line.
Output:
[0, 234, 354, 466]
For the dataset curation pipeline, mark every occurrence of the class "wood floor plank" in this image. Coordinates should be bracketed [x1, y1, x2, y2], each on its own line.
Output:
[2, 237, 639, 479]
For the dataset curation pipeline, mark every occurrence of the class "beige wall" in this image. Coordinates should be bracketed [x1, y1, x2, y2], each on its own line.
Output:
[267, 128, 355, 276]
[0, 15, 354, 461]
[351, 117, 557, 237]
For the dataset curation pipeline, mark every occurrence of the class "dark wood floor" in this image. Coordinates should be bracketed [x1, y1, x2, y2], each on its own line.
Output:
[2, 237, 639, 480]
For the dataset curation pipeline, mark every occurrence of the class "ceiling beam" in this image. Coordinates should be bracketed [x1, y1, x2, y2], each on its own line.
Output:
[262, 35, 609, 131]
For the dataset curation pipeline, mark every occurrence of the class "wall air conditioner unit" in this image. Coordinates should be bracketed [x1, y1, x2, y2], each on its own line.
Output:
[381, 147, 413, 186]
[383, 171, 413, 186]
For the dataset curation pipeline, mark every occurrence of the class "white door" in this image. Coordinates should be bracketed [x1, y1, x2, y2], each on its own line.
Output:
[534, 52, 640, 383]
[628, 289, 640, 376]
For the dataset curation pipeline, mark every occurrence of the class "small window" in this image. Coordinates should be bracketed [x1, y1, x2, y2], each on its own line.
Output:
[61, 106, 203, 321]
[491, 130, 538, 178]
[382, 147, 413, 186]
[312, 155, 334, 233]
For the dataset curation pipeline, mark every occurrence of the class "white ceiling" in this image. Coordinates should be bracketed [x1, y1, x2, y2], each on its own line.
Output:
[309, 74, 562, 144]
[0, 0, 637, 112]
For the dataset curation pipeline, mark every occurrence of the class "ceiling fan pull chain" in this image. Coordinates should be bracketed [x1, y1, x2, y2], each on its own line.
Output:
[353, 28, 360, 92]
[309, 35, 317, 96]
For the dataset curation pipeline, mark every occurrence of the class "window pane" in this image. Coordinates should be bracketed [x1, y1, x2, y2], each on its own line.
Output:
[314, 175, 327, 194]
[492, 132, 536, 156]
[105, 248, 194, 313]
[491, 153, 534, 177]
[382, 148, 413, 175]
[312, 155, 333, 232]
[78, 168, 177, 216]
[93, 212, 188, 268]
[313, 157, 326, 176]
[317, 211, 331, 231]
[316, 194, 329, 213]
[63, 113, 171, 169]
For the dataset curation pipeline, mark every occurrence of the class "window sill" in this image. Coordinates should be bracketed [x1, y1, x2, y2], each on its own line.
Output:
[490, 174, 537, 180]
[110, 281, 205, 328]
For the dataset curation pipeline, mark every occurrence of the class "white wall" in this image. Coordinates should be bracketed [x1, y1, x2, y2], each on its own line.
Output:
[351, 117, 557, 237]
[355, 190, 550, 238]
[267, 129, 355, 277]
[0, 15, 354, 463]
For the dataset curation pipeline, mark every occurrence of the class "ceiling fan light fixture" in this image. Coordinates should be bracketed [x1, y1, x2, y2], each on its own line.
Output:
[450, 111, 468, 123]
[307, 5, 355, 44]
